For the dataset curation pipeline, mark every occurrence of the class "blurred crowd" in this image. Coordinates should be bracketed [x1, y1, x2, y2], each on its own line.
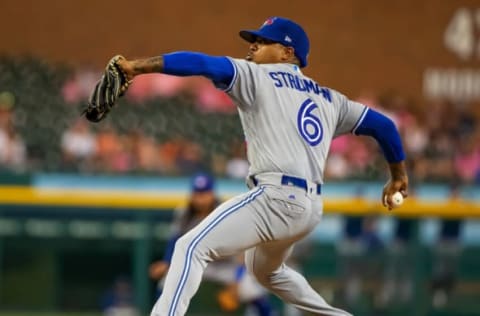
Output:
[59, 119, 249, 177]
[326, 92, 480, 185]
[0, 57, 479, 184]
[0, 91, 26, 172]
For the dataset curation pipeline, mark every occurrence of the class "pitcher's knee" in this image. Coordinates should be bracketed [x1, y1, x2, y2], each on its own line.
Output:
[247, 267, 280, 289]
[173, 233, 192, 254]
[173, 231, 213, 262]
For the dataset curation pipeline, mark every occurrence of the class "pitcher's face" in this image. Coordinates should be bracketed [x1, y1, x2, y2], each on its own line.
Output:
[246, 37, 295, 65]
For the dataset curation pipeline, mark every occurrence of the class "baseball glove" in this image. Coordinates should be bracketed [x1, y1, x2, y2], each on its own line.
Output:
[83, 55, 131, 122]
[217, 287, 239, 312]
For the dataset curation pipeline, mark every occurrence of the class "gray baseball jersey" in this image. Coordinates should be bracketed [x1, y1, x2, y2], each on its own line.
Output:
[151, 59, 364, 316]
[225, 58, 367, 183]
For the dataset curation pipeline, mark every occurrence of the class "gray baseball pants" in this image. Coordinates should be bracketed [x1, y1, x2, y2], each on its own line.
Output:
[150, 172, 352, 316]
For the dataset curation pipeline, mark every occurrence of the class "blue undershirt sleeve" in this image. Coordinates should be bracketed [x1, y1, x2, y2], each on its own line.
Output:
[354, 109, 406, 163]
[163, 52, 235, 88]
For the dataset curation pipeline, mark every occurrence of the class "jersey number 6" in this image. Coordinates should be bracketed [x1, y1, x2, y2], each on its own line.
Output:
[297, 98, 323, 146]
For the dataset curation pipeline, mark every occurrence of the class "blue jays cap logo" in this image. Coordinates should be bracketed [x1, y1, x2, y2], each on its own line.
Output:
[262, 17, 276, 26]
[194, 176, 208, 188]
[192, 173, 214, 192]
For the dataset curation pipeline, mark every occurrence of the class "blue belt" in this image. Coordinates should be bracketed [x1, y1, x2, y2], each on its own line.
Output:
[251, 175, 322, 195]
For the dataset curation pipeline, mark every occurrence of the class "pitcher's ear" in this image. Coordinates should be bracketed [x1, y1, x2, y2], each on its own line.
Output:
[283, 46, 297, 63]
[285, 46, 295, 56]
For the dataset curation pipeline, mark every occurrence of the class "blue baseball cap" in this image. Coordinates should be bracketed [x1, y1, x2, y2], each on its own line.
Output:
[191, 173, 215, 193]
[239, 17, 310, 68]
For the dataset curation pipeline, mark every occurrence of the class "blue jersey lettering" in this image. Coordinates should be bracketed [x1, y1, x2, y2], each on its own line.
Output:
[287, 73, 297, 90]
[303, 79, 315, 94]
[295, 76, 306, 92]
[279, 72, 290, 88]
[267, 71, 332, 103]
[269, 72, 282, 87]
[320, 88, 332, 102]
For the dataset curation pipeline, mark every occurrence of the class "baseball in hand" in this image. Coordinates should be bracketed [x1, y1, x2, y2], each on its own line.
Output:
[391, 192, 404, 207]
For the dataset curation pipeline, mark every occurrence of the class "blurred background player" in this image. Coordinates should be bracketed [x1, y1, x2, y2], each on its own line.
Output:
[148, 172, 275, 316]
[100, 276, 139, 316]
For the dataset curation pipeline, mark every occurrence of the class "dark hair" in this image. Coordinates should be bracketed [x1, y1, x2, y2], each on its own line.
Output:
[178, 198, 219, 233]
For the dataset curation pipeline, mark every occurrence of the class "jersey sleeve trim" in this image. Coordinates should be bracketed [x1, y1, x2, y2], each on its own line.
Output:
[351, 106, 369, 135]
[220, 58, 238, 92]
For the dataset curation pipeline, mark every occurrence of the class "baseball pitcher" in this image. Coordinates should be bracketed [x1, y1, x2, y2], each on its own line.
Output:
[85, 17, 409, 316]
